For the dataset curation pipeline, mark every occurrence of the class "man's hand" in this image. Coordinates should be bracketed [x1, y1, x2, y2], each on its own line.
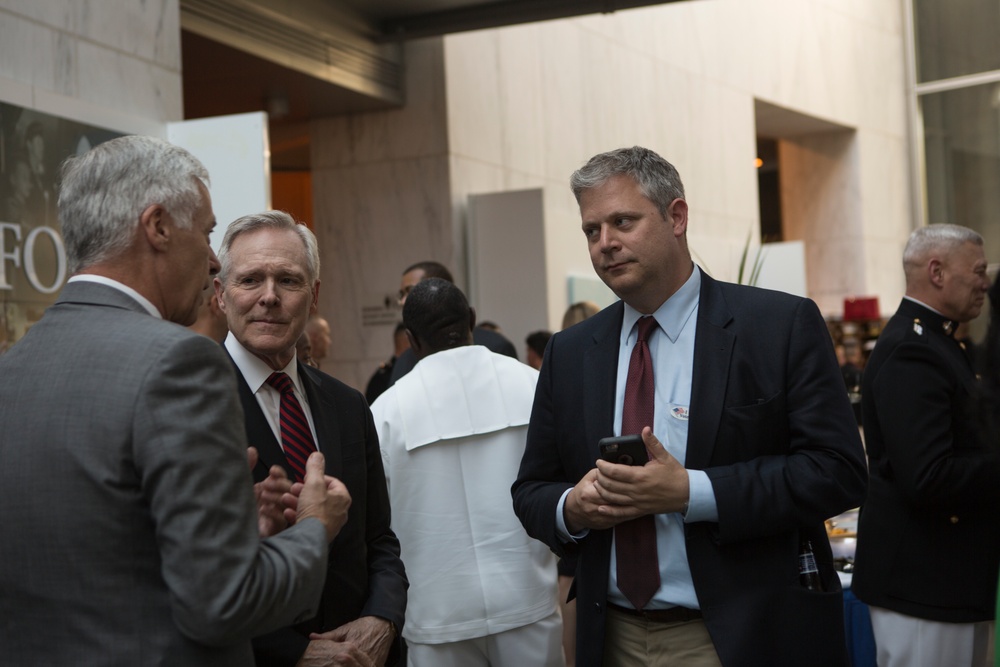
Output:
[564, 467, 621, 533]
[295, 639, 375, 667]
[310, 617, 395, 667]
[593, 427, 689, 519]
[289, 451, 352, 542]
[248, 447, 293, 538]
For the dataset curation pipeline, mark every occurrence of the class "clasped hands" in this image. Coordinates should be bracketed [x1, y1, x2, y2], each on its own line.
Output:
[564, 427, 689, 534]
[248, 447, 351, 542]
[298, 616, 395, 667]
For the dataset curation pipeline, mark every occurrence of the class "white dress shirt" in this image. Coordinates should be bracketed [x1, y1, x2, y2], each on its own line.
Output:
[224, 332, 319, 450]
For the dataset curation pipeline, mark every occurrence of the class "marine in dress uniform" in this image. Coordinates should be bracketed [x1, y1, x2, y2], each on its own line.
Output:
[853, 224, 999, 667]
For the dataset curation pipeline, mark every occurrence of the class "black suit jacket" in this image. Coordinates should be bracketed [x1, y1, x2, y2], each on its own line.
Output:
[853, 299, 1000, 622]
[230, 356, 408, 666]
[512, 270, 868, 667]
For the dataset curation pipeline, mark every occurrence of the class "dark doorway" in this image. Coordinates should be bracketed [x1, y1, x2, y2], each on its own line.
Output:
[757, 138, 782, 243]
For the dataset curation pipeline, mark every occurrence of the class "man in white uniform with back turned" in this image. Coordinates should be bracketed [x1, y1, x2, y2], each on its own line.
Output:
[371, 278, 561, 667]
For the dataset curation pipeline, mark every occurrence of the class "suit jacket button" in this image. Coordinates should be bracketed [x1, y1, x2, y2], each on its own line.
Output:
[950, 515, 959, 524]
[596, 603, 602, 614]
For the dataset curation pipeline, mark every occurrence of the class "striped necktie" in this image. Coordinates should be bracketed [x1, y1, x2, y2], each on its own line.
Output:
[265, 372, 317, 482]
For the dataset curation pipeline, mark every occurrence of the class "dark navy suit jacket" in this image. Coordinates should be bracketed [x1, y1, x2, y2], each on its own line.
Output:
[513, 270, 867, 667]
[854, 299, 1000, 622]
[229, 355, 408, 666]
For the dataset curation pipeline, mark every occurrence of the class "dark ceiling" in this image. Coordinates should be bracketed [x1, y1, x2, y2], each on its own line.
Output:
[350, 0, 685, 42]
[182, 30, 395, 170]
[182, 0, 684, 170]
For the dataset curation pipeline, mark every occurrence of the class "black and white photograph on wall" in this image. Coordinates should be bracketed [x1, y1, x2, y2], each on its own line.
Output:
[0, 102, 121, 354]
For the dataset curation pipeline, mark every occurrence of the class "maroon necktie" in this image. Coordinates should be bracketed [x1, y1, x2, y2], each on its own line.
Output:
[266, 372, 317, 482]
[615, 316, 661, 609]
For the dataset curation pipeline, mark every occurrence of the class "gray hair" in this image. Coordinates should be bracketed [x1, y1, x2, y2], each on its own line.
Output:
[59, 135, 209, 274]
[217, 210, 320, 283]
[903, 224, 983, 273]
[570, 146, 685, 217]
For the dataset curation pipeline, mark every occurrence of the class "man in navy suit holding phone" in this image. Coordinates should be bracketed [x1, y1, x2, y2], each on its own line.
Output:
[512, 146, 867, 666]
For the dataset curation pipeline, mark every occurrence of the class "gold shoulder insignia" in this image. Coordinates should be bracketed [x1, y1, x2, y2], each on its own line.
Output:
[912, 318, 923, 335]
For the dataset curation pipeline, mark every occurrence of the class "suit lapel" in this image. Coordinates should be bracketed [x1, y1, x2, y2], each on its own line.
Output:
[583, 303, 623, 460]
[300, 364, 343, 478]
[687, 271, 734, 469]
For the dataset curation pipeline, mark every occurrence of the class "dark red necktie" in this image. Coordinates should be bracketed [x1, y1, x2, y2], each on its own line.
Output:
[615, 316, 661, 609]
[266, 372, 317, 482]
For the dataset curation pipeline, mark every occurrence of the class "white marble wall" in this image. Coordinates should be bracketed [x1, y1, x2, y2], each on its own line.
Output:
[0, 0, 182, 130]
[311, 39, 453, 389]
[0, 0, 183, 351]
[443, 0, 911, 322]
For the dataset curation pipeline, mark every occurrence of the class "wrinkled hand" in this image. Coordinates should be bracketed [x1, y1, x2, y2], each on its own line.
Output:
[249, 447, 292, 538]
[295, 639, 375, 667]
[310, 617, 395, 667]
[593, 427, 689, 519]
[288, 452, 352, 542]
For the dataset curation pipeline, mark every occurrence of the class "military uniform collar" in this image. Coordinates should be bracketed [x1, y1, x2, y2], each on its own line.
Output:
[900, 297, 957, 338]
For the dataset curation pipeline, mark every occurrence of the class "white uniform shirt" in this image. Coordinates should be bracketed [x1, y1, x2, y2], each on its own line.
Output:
[371, 345, 557, 644]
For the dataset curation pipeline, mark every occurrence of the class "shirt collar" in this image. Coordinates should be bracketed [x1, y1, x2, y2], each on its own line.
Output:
[224, 332, 303, 395]
[903, 295, 944, 317]
[621, 266, 701, 344]
[68, 274, 162, 319]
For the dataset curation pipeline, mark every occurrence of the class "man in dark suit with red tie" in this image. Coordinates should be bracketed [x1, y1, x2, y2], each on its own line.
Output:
[216, 210, 407, 667]
[512, 146, 868, 666]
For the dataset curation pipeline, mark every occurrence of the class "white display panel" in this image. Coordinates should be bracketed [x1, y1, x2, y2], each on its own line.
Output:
[468, 188, 548, 358]
[168, 112, 271, 253]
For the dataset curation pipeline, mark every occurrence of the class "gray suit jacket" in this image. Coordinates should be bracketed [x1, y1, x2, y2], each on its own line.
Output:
[0, 281, 330, 666]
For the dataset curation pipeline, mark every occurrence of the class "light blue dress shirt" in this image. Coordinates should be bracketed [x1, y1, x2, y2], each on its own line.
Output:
[556, 267, 719, 610]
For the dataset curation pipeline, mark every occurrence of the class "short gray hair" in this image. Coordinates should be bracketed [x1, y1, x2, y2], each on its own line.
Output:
[59, 135, 209, 274]
[217, 210, 320, 283]
[903, 224, 983, 273]
[570, 146, 685, 217]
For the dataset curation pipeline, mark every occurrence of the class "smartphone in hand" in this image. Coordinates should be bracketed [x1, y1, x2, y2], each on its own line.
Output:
[598, 434, 648, 466]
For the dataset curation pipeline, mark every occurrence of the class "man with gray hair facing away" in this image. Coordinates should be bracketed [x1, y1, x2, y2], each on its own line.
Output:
[215, 210, 407, 667]
[370, 278, 561, 667]
[853, 223, 999, 667]
[0, 135, 351, 665]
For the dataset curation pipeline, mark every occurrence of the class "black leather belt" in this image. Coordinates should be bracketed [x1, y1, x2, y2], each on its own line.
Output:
[608, 602, 703, 624]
